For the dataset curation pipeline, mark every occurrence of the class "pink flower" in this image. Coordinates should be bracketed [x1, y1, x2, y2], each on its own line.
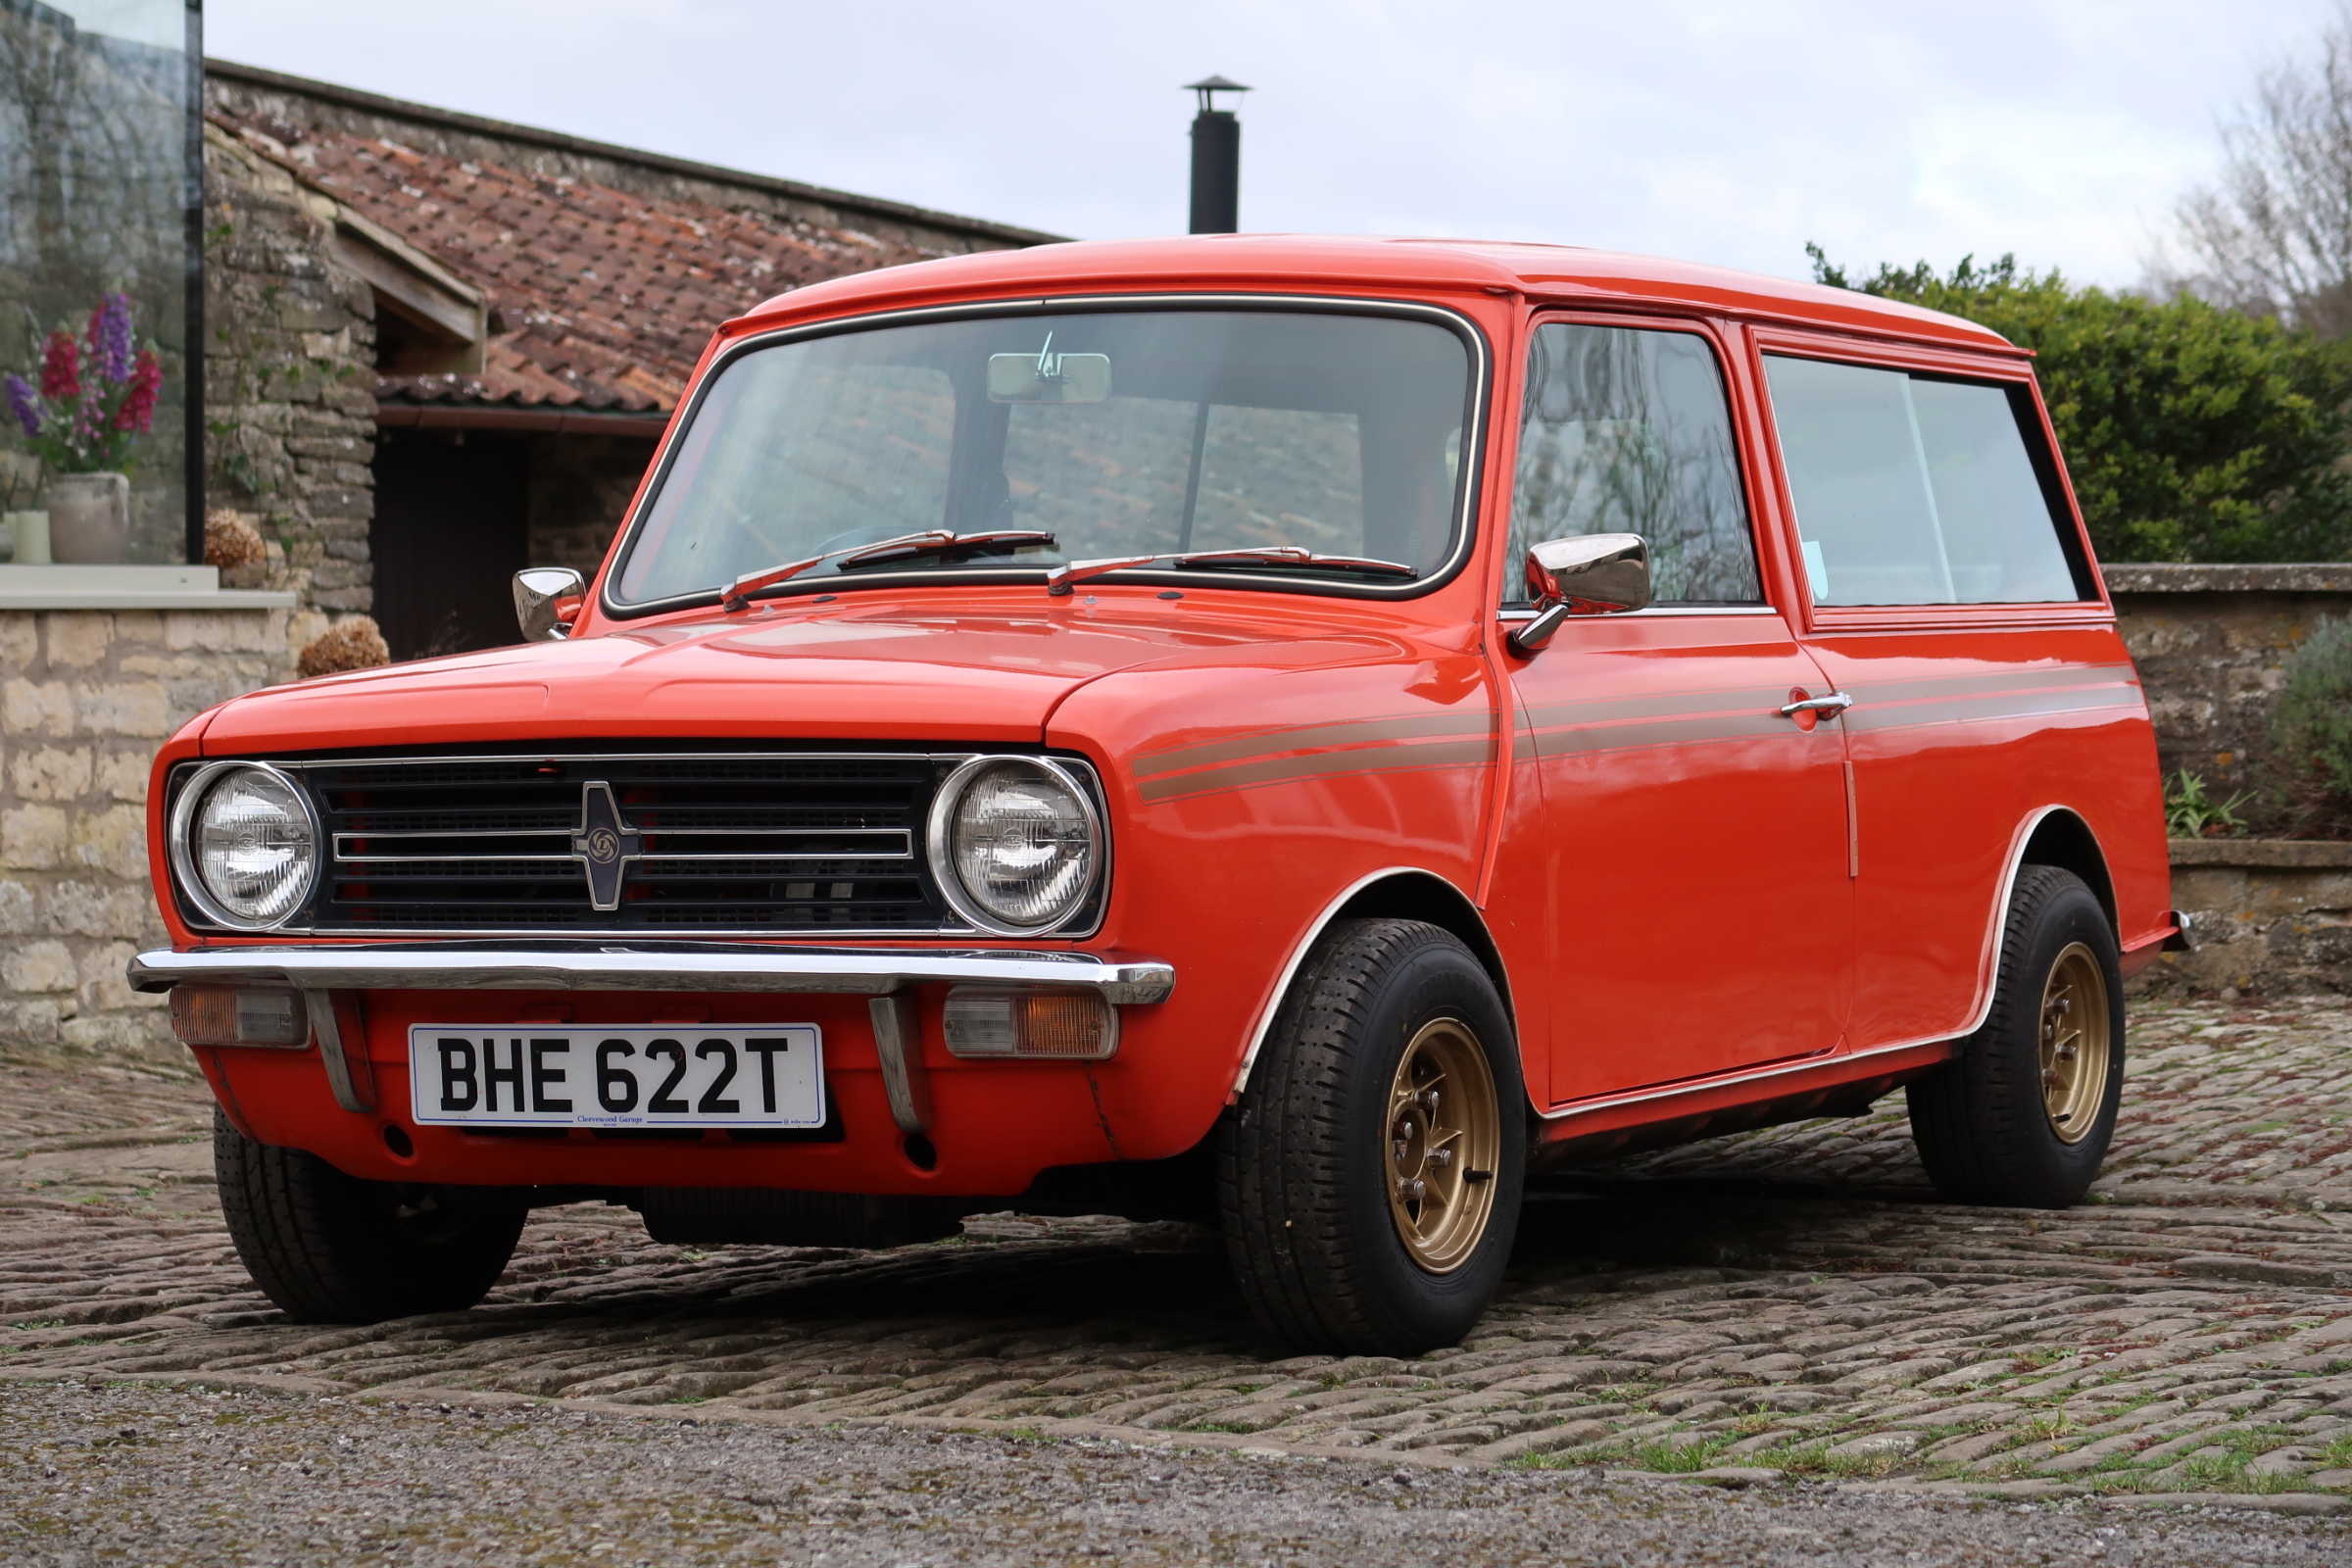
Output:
[40, 329, 78, 400]
[113, 349, 161, 433]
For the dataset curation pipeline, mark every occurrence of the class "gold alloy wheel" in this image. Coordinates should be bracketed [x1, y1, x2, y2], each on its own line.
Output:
[1385, 1018, 1500, 1273]
[2038, 941, 2113, 1145]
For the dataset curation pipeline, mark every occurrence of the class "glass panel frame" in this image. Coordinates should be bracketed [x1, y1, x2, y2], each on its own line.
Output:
[0, 0, 204, 565]
[1761, 349, 2095, 611]
[602, 297, 1492, 615]
[1503, 318, 1764, 609]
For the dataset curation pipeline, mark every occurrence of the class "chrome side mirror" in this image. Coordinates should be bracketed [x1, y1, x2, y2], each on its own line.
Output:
[1505, 533, 1650, 657]
[514, 566, 586, 642]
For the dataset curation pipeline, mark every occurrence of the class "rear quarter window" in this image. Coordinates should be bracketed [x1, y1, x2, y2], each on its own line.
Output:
[1763, 355, 2090, 607]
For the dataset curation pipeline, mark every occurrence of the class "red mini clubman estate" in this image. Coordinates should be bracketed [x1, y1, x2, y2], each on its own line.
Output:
[137, 236, 2180, 1354]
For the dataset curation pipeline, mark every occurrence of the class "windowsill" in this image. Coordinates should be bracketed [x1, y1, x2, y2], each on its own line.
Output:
[0, 564, 298, 611]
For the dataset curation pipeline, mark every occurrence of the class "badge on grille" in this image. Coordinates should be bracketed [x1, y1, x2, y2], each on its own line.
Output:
[569, 781, 645, 910]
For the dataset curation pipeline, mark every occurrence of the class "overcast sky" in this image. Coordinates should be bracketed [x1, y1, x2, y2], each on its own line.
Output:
[197, 0, 2343, 290]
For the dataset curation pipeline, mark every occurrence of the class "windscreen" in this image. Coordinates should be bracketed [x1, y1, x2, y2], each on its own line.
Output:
[612, 309, 1474, 606]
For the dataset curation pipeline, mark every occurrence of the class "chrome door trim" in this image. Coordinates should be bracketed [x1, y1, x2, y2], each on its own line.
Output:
[1538, 1033, 1947, 1126]
[1496, 605, 1782, 620]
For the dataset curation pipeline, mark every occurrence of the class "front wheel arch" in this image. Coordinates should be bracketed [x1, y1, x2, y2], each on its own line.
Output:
[1233, 868, 1518, 1102]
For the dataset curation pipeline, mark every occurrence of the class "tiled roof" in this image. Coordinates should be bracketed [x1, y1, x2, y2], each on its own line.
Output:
[209, 104, 949, 413]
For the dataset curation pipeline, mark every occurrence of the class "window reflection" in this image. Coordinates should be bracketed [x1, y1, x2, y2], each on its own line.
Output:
[1507, 324, 1762, 605]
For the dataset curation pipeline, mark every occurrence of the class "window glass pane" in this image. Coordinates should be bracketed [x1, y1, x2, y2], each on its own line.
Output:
[1002, 397, 1195, 559]
[0, 0, 195, 564]
[621, 358, 955, 602]
[1507, 323, 1760, 605]
[617, 309, 1468, 604]
[1764, 355, 2082, 606]
[1909, 379, 2081, 603]
[1762, 357, 1949, 605]
[1189, 406, 1364, 555]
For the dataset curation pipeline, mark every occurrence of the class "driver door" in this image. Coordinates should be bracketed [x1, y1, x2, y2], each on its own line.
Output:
[1502, 316, 1857, 1103]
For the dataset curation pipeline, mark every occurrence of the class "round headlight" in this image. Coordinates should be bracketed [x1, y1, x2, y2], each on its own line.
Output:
[929, 758, 1101, 935]
[170, 762, 319, 929]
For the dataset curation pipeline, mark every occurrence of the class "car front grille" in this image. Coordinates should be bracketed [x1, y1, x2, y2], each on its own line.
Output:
[269, 752, 955, 934]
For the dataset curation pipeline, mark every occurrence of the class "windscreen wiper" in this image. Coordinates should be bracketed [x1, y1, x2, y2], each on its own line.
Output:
[1173, 547, 1417, 577]
[1045, 546, 1418, 596]
[722, 529, 1057, 612]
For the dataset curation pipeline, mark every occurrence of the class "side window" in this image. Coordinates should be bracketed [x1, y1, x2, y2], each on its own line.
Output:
[1506, 323, 1761, 606]
[1763, 355, 2087, 606]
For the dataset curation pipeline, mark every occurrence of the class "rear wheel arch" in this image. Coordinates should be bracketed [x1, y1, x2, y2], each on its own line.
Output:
[2019, 808, 2117, 934]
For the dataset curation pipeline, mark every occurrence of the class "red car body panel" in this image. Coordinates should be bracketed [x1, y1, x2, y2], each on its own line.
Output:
[145, 236, 2172, 1196]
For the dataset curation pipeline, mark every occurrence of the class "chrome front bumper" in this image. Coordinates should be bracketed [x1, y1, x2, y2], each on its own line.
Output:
[127, 941, 1178, 1005]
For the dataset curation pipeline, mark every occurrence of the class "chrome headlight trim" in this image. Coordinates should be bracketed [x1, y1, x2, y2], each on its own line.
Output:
[167, 760, 323, 931]
[925, 756, 1104, 938]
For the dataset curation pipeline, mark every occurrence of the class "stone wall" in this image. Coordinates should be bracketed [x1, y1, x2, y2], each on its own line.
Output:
[0, 607, 291, 1063]
[2107, 564, 2352, 802]
[2134, 842, 2352, 1001]
[524, 432, 656, 579]
[200, 122, 380, 648]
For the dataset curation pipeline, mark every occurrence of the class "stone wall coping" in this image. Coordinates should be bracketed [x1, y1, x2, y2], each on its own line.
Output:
[0, 564, 296, 611]
[2107, 563, 2352, 594]
[2170, 838, 2352, 868]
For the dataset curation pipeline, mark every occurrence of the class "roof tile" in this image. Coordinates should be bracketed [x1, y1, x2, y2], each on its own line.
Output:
[212, 106, 948, 412]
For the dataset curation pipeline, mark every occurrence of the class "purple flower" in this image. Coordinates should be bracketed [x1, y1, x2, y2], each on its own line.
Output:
[89, 292, 132, 384]
[3, 373, 36, 437]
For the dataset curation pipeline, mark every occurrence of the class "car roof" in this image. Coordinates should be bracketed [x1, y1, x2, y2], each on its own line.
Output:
[733, 234, 2019, 355]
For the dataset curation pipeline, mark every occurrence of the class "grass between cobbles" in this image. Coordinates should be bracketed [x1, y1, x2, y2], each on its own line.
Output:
[1501, 1374, 2352, 1494]
[1511, 1410, 2349, 1494]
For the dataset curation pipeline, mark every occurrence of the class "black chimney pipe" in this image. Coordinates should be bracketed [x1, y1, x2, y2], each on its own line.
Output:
[1187, 76, 1250, 234]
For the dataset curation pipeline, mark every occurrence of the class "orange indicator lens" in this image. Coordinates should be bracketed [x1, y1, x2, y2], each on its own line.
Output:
[941, 989, 1117, 1059]
[169, 984, 309, 1048]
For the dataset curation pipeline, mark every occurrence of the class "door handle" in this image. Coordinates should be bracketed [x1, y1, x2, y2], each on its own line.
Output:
[1778, 690, 1854, 720]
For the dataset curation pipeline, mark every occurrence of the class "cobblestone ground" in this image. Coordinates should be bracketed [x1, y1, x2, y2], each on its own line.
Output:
[6, 999, 2352, 1512]
[7, 1382, 2346, 1567]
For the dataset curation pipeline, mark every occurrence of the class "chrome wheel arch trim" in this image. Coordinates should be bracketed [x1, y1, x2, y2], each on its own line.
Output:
[1226, 865, 1516, 1102]
[1840, 803, 2117, 1063]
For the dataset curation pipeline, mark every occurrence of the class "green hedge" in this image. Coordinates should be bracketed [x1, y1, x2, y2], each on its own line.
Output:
[1808, 248, 2352, 564]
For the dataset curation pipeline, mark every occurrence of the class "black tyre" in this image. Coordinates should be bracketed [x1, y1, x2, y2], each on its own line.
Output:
[1216, 918, 1526, 1354]
[1907, 865, 2125, 1208]
[214, 1109, 527, 1323]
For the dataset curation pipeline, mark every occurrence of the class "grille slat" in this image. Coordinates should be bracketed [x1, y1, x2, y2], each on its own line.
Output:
[295, 753, 950, 934]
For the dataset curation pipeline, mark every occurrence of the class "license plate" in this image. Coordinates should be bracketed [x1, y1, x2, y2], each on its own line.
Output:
[409, 1026, 825, 1129]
